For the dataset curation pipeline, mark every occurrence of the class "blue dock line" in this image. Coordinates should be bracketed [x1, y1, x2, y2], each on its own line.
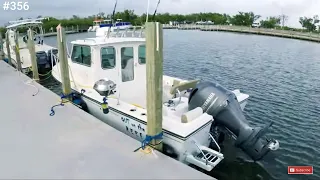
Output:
[49, 92, 74, 116]
[134, 131, 163, 152]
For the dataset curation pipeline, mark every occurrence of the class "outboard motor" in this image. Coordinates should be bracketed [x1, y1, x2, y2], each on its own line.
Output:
[36, 51, 49, 65]
[36, 51, 51, 74]
[36, 51, 48, 65]
[188, 81, 279, 161]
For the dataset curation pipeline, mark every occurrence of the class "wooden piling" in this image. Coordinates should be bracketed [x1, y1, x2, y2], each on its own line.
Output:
[27, 28, 39, 81]
[0, 35, 4, 60]
[13, 31, 22, 72]
[56, 24, 72, 96]
[145, 22, 163, 151]
[5, 31, 12, 65]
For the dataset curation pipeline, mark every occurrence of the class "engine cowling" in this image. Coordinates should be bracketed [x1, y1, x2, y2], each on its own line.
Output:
[188, 81, 279, 161]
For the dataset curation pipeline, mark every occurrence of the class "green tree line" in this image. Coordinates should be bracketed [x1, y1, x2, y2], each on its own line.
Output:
[1, 10, 319, 36]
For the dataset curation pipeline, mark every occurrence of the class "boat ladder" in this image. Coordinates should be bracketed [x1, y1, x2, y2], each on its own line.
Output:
[185, 133, 224, 171]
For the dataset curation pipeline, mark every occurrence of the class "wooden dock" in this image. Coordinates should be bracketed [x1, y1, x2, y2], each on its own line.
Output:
[171, 24, 320, 43]
[43, 30, 79, 37]
[43, 25, 89, 37]
[0, 60, 215, 179]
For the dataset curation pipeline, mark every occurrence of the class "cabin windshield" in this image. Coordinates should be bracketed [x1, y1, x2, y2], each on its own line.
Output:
[101, 47, 116, 69]
[138, 45, 146, 64]
[121, 47, 134, 82]
[71, 45, 91, 66]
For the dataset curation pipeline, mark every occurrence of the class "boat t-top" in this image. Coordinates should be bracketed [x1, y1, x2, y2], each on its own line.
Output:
[51, 25, 279, 172]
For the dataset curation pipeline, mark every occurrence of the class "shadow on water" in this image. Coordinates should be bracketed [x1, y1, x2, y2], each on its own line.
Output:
[198, 135, 275, 180]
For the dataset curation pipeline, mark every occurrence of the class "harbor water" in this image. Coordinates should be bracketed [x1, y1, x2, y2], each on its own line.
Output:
[41, 30, 320, 180]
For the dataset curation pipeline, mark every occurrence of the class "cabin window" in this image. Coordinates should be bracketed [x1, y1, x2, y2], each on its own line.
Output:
[101, 47, 116, 69]
[138, 45, 146, 64]
[71, 45, 91, 66]
[121, 47, 134, 82]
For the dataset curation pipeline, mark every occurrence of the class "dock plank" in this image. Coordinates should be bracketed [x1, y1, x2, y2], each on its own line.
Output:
[0, 61, 215, 179]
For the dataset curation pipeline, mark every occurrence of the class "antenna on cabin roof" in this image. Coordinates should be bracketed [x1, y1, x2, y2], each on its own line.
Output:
[152, 0, 161, 21]
[111, 0, 118, 24]
[146, 0, 160, 23]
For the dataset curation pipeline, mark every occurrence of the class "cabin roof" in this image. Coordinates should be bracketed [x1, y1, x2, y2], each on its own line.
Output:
[70, 37, 145, 46]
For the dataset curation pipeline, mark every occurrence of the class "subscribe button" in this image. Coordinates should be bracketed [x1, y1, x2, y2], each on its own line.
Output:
[288, 166, 313, 174]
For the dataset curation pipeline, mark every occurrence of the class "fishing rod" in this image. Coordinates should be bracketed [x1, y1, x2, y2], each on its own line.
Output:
[152, 0, 161, 21]
[111, 0, 118, 24]
[146, 0, 161, 23]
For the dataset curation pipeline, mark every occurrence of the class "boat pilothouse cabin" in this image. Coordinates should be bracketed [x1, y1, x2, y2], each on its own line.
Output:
[51, 28, 279, 172]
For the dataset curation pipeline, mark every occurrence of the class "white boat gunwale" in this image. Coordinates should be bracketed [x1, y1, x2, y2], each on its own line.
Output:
[69, 89, 248, 140]
[61, 88, 214, 140]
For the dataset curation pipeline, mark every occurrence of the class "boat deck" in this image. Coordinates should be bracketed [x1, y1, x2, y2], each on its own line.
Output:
[0, 60, 215, 179]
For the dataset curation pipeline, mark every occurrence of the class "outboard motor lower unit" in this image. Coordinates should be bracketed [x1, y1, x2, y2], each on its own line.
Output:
[188, 81, 279, 161]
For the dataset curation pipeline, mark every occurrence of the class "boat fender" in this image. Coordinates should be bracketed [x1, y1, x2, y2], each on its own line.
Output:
[72, 96, 89, 112]
[101, 97, 109, 114]
[70, 89, 89, 112]
[163, 143, 178, 159]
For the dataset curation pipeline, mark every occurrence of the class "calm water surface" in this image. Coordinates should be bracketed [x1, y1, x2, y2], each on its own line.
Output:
[42, 30, 320, 180]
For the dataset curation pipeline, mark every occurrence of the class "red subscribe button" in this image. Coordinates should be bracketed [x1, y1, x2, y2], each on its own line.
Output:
[288, 166, 313, 174]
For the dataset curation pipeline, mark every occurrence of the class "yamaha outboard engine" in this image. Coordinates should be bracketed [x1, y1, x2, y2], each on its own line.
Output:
[36, 51, 50, 74]
[36, 51, 48, 65]
[188, 81, 279, 161]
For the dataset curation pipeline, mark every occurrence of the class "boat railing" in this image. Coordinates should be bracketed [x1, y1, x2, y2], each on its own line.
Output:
[192, 140, 210, 165]
[50, 51, 60, 77]
[83, 39, 97, 43]
[209, 133, 221, 152]
[185, 139, 224, 171]
[105, 26, 145, 39]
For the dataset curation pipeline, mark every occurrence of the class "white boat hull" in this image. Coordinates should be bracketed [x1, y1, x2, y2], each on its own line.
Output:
[54, 81, 248, 170]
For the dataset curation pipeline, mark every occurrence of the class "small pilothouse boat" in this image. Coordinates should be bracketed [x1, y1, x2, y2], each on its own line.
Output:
[2, 18, 57, 74]
[51, 27, 279, 171]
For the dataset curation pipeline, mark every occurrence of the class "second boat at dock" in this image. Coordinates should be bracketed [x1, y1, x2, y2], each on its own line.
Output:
[2, 18, 58, 75]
